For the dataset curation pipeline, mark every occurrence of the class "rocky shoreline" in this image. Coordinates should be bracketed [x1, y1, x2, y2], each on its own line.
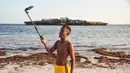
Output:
[0, 48, 130, 69]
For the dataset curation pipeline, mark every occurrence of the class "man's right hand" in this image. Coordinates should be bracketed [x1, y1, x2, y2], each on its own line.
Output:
[40, 38, 46, 44]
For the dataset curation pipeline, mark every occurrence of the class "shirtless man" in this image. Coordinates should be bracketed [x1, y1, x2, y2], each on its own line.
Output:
[41, 24, 75, 73]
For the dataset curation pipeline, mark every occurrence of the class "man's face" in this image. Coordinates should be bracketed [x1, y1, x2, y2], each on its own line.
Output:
[59, 27, 68, 39]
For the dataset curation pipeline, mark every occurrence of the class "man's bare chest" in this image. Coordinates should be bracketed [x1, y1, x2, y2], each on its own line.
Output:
[57, 42, 68, 53]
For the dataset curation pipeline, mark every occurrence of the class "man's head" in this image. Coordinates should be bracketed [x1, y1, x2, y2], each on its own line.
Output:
[59, 24, 71, 39]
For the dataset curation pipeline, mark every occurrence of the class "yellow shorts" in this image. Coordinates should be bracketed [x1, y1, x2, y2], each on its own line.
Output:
[54, 64, 70, 73]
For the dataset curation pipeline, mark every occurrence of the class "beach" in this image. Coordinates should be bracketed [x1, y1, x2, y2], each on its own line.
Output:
[0, 0, 130, 72]
[0, 24, 130, 73]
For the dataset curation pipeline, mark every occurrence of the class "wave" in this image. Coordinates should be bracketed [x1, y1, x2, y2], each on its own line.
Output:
[74, 45, 96, 48]
[0, 47, 42, 51]
[112, 44, 127, 46]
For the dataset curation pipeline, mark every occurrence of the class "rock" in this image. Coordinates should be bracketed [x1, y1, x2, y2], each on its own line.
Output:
[75, 52, 91, 68]
[0, 51, 6, 56]
[95, 56, 130, 64]
[92, 48, 130, 58]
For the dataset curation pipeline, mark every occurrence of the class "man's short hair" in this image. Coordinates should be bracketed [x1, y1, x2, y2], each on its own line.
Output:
[62, 24, 71, 35]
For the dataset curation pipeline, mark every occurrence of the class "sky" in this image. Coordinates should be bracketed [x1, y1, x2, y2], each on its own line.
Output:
[0, 0, 130, 24]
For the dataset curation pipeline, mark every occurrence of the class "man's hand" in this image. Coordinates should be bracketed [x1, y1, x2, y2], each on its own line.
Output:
[40, 38, 50, 53]
[40, 38, 46, 44]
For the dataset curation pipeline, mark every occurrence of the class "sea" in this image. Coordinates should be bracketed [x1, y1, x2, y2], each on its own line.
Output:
[0, 24, 130, 56]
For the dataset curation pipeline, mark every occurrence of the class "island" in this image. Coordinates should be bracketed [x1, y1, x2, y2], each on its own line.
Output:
[24, 17, 108, 26]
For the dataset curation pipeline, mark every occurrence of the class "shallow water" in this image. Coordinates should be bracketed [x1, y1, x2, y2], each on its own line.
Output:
[0, 24, 130, 54]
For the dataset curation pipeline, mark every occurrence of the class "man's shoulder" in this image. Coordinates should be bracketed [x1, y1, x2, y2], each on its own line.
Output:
[66, 40, 72, 46]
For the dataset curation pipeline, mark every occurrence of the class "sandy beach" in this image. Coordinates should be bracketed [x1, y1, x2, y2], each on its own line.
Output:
[0, 64, 130, 73]
[0, 48, 130, 73]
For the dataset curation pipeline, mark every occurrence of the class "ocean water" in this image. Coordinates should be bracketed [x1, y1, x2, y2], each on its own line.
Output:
[0, 24, 130, 54]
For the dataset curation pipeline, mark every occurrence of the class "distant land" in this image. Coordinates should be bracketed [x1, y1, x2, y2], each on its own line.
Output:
[24, 17, 108, 26]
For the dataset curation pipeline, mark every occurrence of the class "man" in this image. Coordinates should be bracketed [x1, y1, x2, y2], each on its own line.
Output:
[41, 24, 75, 73]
